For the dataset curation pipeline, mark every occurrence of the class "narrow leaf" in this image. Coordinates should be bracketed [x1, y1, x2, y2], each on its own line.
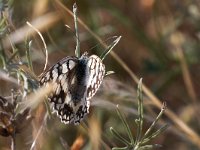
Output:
[142, 102, 167, 141]
[142, 124, 169, 145]
[110, 127, 130, 146]
[116, 105, 134, 144]
[100, 36, 121, 61]
[135, 78, 144, 143]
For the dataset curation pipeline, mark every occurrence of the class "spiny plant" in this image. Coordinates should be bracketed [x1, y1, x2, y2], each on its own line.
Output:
[110, 79, 168, 150]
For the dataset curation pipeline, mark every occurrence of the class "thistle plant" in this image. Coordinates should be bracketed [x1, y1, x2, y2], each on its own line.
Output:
[110, 79, 168, 150]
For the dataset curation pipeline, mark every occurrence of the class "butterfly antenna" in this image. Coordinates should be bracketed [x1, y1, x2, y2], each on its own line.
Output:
[73, 3, 81, 58]
[88, 36, 118, 52]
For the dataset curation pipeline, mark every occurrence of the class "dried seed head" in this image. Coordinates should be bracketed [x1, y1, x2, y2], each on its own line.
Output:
[0, 96, 32, 137]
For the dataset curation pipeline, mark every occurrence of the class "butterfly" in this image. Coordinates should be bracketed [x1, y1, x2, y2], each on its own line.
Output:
[40, 52, 105, 125]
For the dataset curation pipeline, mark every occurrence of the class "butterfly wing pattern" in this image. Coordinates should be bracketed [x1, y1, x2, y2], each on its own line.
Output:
[40, 53, 105, 125]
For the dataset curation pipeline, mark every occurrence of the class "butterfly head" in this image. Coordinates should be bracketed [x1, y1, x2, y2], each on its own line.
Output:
[80, 52, 88, 59]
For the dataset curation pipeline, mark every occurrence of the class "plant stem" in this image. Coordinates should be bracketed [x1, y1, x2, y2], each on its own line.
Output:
[135, 78, 143, 144]
[11, 134, 16, 150]
[73, 3, 80, 58]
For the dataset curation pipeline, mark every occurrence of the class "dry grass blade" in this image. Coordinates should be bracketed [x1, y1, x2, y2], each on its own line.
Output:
[0, 70, 19, 86]
[176, 48, 197, 102]
[54, 0, 200, 148]
[2, 12, 61, 50]
[26, 21, 48, 76]
[88, 116, 101, 150]
[32, 0, 48, 18]
[11, 136, 16, 150]
[30, 113, 48, 150]
[60, 137, 70, 149]
[18, 83, 53, 112]
[71, 135, 85, 150]
[171, 33, 197, 103]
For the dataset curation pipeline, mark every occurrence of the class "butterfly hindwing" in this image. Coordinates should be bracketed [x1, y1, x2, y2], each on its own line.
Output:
[87, 55, 105, 100]
[40, 56, 78, 124]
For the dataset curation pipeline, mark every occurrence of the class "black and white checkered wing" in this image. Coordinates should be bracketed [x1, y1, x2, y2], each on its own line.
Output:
[40, 56, 78, 124]
[40, 54, 105, 125]
[86, 55, 105, 100]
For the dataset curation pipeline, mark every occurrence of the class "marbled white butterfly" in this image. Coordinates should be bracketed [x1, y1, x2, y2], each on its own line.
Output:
[40, 52, 105, 125]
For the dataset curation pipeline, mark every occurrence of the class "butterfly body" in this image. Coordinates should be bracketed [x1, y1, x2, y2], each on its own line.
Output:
[70, 54, 89, 105]
[40, 53, 105, 125]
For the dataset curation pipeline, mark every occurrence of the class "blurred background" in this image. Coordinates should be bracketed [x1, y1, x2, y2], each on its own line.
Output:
[1, 0, 200, 150]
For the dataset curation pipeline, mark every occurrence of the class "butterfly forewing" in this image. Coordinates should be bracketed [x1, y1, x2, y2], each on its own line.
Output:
[40, 56, 78, 84]
[40, 54, 105, 125]
[40, 56, 78, 124]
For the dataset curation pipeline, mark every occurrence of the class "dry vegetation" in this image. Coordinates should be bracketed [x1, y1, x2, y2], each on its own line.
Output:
[1, 0, 200, 150]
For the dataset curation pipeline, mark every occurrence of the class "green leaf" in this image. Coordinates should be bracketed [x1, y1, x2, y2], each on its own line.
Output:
[100, 36, 121, 61]
[142, 102, 167, 141]
[142, 124, 169, 145]
[116, 105, 134, 144]
[110, 127, 130, 146]
[135, 78, 144, 143]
